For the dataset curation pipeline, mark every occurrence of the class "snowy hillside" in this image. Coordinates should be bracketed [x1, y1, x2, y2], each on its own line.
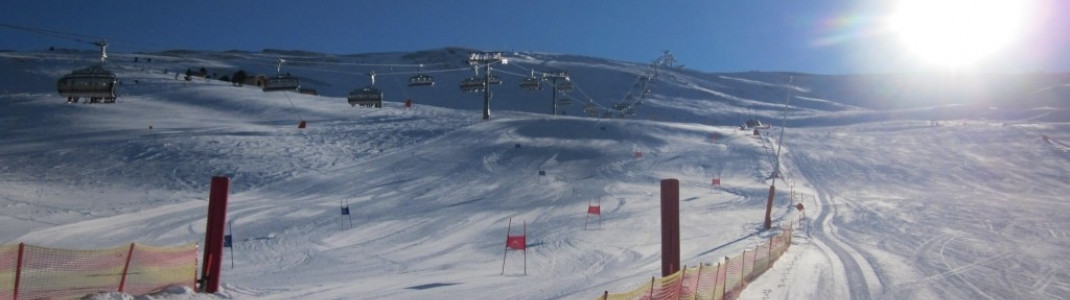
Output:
[1, 48, 1069, 299]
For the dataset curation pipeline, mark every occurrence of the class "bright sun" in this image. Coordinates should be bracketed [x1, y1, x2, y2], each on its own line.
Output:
[888, 0, 1031, 68]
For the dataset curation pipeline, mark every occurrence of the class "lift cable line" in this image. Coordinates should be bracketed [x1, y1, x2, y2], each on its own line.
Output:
[1, 23, 108, 46]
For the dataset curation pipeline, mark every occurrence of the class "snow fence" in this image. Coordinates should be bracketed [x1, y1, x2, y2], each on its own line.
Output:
[596, 221, 794, 300]
[0, 242, 197, 300]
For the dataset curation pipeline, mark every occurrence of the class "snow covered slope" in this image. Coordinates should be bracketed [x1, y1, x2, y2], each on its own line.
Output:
[1, 49, 1069, 299]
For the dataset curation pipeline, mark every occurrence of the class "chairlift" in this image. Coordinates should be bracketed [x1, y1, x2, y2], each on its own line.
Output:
[488, 76, 502, 85]
[584, 103, 598, 112]
[58, 64, 118, 104]
[519, 77, 541, 91]
[408, 65, 434, 87]
[264, 59, 300, 92]
[58, 41, 118, 104]
[624, 108, 636, 116]
[263, 76, 300, 92]
[557, 98, 573, 106]
[555, 80, 572, 92]
[460, 77, 485, 92]
[408, 74, 434, 87]
[348, 86, 383, 108]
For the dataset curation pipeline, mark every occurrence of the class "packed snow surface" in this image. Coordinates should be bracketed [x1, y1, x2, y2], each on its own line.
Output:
[1, 49, 1069, 299]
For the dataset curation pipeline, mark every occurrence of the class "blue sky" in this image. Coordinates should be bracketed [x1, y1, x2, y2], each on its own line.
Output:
[2, 0, 1066, 74]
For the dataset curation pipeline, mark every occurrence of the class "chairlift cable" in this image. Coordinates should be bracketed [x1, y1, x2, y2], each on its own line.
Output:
[282, 91, 303, 122]
[389, 67, 412, 99]
[0, 23, 106, 45]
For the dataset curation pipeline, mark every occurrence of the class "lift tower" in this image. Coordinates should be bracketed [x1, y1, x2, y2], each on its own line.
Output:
[466, 52, 507, 120]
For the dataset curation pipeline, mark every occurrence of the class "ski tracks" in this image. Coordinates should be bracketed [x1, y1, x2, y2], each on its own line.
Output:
[796, 155, 884, 299]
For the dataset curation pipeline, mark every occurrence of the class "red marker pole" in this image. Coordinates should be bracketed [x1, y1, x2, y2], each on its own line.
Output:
[200, 176, 229, 293]
[661, 179, 680, 276]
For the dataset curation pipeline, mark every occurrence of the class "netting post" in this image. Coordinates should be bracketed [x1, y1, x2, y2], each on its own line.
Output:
[118, 243, 135, 292]
[14, 243, 24, 300]
[678, 266, 687, 298]
[200, 176, 230, 293]
[693, 264, 702, 300]
[713, 262, 722, 300]
[740, 249, 747, 287]
[648, 277, 655, 299]
[768, 235, 774, 264]
[719, 257, 728, 300]
[661, 178, 680, 277]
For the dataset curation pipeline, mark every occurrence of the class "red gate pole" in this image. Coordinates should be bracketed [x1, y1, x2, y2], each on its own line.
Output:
[200, 176, 230, 293]
[597, 197, 602, 229]
[661, 179, 680, 277]
[585, 199, 590, 230]
[501, 218, 512, 275]
[522, 220, 527, 275]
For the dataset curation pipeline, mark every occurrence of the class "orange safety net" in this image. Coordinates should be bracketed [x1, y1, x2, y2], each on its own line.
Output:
[2, 243, 196, 300]
[0, 244, 17, 300]
[122, 243, 197, 296]
[598, 221, 797, 300]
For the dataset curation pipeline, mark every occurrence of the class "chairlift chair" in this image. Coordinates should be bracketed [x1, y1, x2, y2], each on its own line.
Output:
[555, 80, 573, 92]
[557, 98, 573, 106]
[519, 77, 541, 91]
[263, 76, 300, 92]
[488, 76, 502, 85]
[57, 64, 118, 103]
[460, 77, 485, 92]
[348, 86, 383, 108]
[408, 64, 435, 87]
[408, 74, 434, 87]
[264, 58, 300, 92]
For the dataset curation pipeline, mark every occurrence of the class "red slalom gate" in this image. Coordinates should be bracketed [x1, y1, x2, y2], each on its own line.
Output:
[501, 218, 526, 275]
[585, 198, 601, 230]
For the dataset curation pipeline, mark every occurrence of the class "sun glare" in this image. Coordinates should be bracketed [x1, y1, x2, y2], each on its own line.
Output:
[888, 0, 1030, 68]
